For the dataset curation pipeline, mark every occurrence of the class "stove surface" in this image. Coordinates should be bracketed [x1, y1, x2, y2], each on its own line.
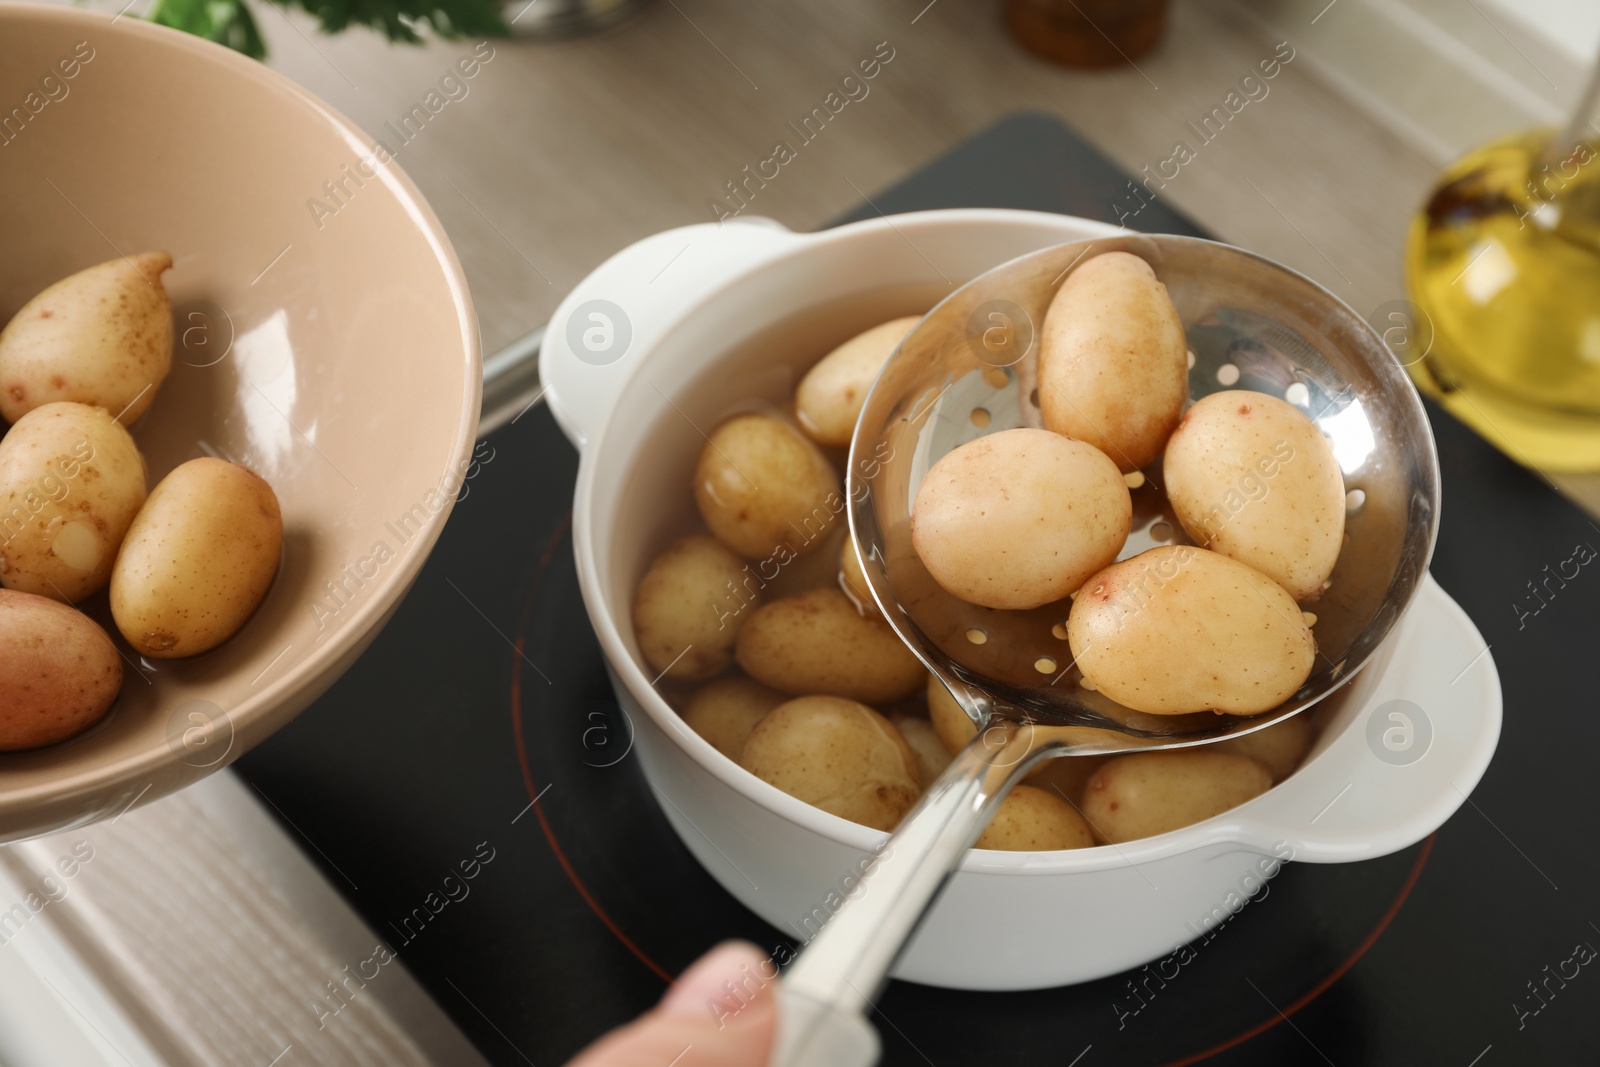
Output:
[238, 113, 1598, 1066]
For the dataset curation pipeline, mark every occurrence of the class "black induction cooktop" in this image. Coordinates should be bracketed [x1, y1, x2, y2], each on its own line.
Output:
[237, 113, 1599, 1066]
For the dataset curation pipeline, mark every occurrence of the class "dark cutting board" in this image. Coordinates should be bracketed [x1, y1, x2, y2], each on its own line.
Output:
[238, 112, 1599, 1066]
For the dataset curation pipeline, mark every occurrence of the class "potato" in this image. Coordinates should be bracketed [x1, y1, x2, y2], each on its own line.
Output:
[740, 696, 920, 831]
[736, 588, 924, 703]
[681, 676, 786, 760]
[1214, 714, 1313, 780]
[110, 458, 281, 658]
[927, 673, 976, 755]
[911, 428, 1130, 610]
[1038, 251, 1187, 472]
[694, 413, 841, 560]
[976, 785, 1095, 851]
[839, 534, 880, 618]
[1164, 390, 1345, 601]
[1082, 751, 1273, 843]
[927, 675, 1094, 789]
[762, 521, 846, 601]
[795, 316, 920, 446]
[892, 713, 952, 787]
[0, 252, 173, 426]
[632, 534, 751, 681]
[0, 402, 147, 602]
[1027, 753, 1110, 804]
[1067, 546, 1315, 715]
[0, 589, 122, 750]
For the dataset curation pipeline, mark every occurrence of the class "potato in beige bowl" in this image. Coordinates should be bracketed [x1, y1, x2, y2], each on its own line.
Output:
[0, 6, 480, 842]
[542, 209, 1501, 990]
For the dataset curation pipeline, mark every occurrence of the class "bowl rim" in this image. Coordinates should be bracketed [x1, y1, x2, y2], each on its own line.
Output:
[569, 207, 1439, 876]
[0, 4, 482, 808]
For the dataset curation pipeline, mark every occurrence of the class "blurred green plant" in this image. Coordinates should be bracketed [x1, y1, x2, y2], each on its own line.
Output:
[147, 0, 509, 60]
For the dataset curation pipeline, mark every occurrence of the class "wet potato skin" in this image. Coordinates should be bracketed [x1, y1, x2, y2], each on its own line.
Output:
[1037, 252, 1187, 472]
[1083, 751, 1273, 844]
[634, 250, 1350, 847]
[1164, 390, 1345, 602]
[682, 676, 786, 761]
[110, 458, 282, 659]
[1067, 546, 1316, 716]
[735, 587, 925, 704]
[0, 402, 146, 603]
[892, 713, 953, 788]
[1213, 714, 1313, 780]
[740, 695, 921, 832]
[926, 673, 977, 756]
[0, 589, 121, 751]
[693, 413, 840, 560]
[795, 316, 920, 447]
[633, 534, 752, 681]
[911, 428, 1130, 611]
[0, 251, 173, 426]
[976, 785, 1095, 851]
[838, 534, 880, 618]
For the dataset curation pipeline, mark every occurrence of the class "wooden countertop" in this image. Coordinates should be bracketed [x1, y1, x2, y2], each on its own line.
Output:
[258, 0, 1435, 354]
[246, 0, 1600, 508]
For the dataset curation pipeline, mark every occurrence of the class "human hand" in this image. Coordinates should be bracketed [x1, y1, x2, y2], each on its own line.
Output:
[565, 941, 777, 1067]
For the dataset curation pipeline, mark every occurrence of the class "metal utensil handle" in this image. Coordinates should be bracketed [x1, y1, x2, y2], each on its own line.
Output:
[479, 325, 546, 438]
[772, 986, 882, 1067]
[775, 725, 1031, 1060]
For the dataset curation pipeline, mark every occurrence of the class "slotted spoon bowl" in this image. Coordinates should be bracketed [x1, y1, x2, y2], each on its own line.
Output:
[773, 234, 1440, 1066]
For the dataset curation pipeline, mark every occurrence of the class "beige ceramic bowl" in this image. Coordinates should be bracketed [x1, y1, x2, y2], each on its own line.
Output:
[0, 5, 481, 841]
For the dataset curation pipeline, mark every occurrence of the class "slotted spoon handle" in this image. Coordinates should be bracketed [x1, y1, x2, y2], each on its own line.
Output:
[772, 724, 1033, 1066]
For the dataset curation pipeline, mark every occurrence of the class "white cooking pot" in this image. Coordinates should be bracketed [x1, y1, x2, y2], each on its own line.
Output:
[539, 209, 1502, 990]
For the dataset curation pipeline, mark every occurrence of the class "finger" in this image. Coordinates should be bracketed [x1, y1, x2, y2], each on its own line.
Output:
[566, 941, 778, 1067]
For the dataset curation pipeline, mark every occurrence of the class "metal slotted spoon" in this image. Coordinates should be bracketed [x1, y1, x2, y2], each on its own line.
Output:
[771, 235, 1441, 1067]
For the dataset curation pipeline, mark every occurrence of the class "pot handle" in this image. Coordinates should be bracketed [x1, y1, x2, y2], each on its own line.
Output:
[1234, 574, 1502, 863]
[538, 217, 803, 449]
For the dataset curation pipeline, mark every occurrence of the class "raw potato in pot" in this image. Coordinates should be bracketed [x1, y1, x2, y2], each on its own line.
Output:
[926, 673, 977, 756]
[760, 522, 846, 602]
[0, 589, 122, 751]
[838, 534, 880, 618]
[976, 785, 1095, 851]
[110, 458, 282, 658]
[0, 252, 174, 426]
[1164, 390, 1346, 602]
[1027, 753, 1110, 803]
[1037, 251, 1188, 472]
[736, 587, 926, 704]
[892, 712, 953, 787]
[1067, 545, 1316, 715]
[926, 676, 1106, 793]
[740, 695, 921, 832]
[1213, 714, 1314, 780]
[1082, 751, 1273, 843]
[633, 534, 752, 681]
[0, 402, 147, 603]
[693, 413, 841, 560]
[795, 316, 921, 446]
[682, 676, 786, 761]
[911, 428, 1131, 610]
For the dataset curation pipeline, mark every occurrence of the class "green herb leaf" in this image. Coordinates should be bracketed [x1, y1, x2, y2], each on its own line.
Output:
[149, 0, 509, 59]
[280, 0, 510, 43]
[149, 0, 269, 59]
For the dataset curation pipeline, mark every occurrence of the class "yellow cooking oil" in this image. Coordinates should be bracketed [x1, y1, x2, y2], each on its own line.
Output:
[1404, 128, 1600, 471]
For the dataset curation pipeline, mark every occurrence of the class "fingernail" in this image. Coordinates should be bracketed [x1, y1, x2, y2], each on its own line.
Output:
[660, 941, 768, 1019]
